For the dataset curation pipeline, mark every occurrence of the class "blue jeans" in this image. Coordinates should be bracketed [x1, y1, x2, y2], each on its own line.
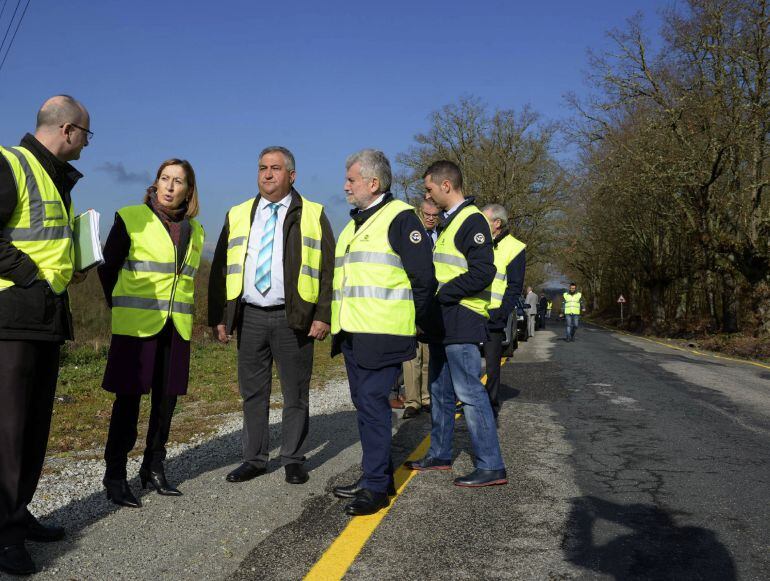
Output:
[565, 314, 579, 340]
[427, 343, 505, 471]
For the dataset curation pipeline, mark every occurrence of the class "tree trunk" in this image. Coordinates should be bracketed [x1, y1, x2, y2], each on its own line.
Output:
[721, 272, 739, 333]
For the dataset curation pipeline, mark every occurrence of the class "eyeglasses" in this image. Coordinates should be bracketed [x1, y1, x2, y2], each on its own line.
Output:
[423, 212, 440, 219]
[61, 122, 94, 142]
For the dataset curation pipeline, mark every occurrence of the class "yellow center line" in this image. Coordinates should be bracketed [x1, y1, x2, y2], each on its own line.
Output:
[590, 322, 770, 371]
[304, 357, 508, 580]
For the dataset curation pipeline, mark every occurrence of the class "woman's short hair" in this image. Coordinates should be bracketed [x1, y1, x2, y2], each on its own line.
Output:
[144, 158, 200, 218]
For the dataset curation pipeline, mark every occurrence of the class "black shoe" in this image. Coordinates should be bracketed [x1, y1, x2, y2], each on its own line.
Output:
[333, 478, 396, 499]
[25, 512, 65, 542]
[0, 544, 36, 576]
[453, 468, 508, 487]
[284, 463, 309, 485]
[103, 478, 141, 508]
[226, 462, 266, 483]
[344, 489, 389, 516]
[402, 406, 420, 419]
[139, 466, 182, 496]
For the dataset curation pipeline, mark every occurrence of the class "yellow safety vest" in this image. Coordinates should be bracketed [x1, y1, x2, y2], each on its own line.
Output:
[225, 196, 324, 303]
[331, 199, 415, 336]
[547, 301, 553, 310]
[489, 234, 526, 310]
[0, 146, 74, 294]
[563, 291, 582, 315]
[433, 204, 492, 318]
[111, 205, 204, 340]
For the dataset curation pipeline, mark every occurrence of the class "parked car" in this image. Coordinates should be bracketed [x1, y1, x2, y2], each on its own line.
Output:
[516, 298, 530, 342]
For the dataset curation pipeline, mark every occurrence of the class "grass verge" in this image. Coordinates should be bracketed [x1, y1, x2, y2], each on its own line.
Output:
[50, 335, 346, 463]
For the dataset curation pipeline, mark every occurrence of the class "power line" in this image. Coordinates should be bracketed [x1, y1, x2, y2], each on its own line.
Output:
[0, 0, 31, 75]
[0, 0, 21, 61]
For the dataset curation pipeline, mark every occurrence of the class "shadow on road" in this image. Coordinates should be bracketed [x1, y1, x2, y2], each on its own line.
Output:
[32, 408, 360, 571]
[562, 495, 736, 580]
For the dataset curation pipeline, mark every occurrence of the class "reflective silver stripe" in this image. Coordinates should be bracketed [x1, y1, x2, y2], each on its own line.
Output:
[1, 148, 72, 242]
[180, 264, 198, 277]
[335, 286, 413, 301]
[172, 301, 194, 315]
[123, 260, 176, 274]
[300, 264, 320, 279]
[228, 236, 246, 250]
[433, 252, 467, 269]
[494, 272, 506, 281]
[2, 225, 70, 241]
[112, 296, 169, 311]
[226, 264, 243, 275]
[302, 236, 321, 250]
[335, 251, 403, 269]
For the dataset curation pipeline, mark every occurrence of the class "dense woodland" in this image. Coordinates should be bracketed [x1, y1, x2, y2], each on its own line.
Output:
[395, 0, 770, 344]
[562, 0, 770, 336]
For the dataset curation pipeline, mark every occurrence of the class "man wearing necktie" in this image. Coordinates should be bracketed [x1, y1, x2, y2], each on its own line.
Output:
[208, 146, 335, 486]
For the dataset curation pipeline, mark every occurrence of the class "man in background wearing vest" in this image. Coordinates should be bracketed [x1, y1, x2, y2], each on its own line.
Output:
[481, 203, 525, 421]
[563, 282, 584, 342]
[208, 146, 334, 486]
[331, 149, 435, 515]
[400, 197, 441, 419]
[407, 160, 507, 488]
[0, 95, 91, 575]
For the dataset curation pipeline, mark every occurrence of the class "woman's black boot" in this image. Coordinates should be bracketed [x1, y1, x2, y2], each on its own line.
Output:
[102, 478, 141, 508]
[139, 465, 182, 496]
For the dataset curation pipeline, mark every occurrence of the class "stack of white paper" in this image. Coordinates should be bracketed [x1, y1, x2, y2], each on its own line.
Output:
[73, 209, 104, 272]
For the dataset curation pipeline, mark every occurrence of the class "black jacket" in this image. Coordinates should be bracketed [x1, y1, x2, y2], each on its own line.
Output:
[424, 197, 495, 345]
[331, 194, 437, 369]
[487, 229, 526, 332]
[208, 188, 335, 334]
[0, 134, 82, 341]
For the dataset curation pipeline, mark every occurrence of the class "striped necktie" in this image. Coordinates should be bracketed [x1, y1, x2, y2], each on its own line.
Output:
[254, 202, 280, 293]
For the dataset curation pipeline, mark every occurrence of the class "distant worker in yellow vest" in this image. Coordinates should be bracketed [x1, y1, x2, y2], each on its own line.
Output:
[546, 299, 553, 319]
[208, 147, 335, 487]
[0, 95, 91, 576]
[99, 159, 204, 508]
[331, 149, 435, 516]
[563, 282, 584, 342]
[481, 203, 525, 420]
[406, 160, 508, 488]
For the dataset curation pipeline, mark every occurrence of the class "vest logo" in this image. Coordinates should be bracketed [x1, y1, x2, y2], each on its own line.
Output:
[409, 230, 422, 244]
[473, 233, 486, 245]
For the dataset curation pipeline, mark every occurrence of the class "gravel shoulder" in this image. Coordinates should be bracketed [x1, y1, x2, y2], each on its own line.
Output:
[16, 378, 363, 580]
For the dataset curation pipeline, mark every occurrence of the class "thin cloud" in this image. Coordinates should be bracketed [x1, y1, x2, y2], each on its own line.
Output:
[97, 162, 152, 185]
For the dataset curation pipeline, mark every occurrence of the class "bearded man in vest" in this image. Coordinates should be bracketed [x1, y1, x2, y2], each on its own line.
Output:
[405, 160, 508, 488]
[330, 149, 435, 516]
[208, 146, 334, 486]
[481, 203, 525, 420]
[563, 282, 584, 342]
[0, 95, 91, 575]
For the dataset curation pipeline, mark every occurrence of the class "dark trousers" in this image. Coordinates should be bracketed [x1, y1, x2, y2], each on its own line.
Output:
[341, 337, 399, 494]
[104, 322, 179, 480]
[104, 389, 178, 480]
[0, 340, 60, 544]
[484, 330, 504, 418]
[237, 304, 314, 467]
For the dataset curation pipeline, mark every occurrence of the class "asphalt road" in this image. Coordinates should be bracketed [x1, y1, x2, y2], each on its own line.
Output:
[9, 324, 770, 580]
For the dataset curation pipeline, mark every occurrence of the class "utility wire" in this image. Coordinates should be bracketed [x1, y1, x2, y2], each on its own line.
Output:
[0, 0, 31, 75]
[0, 0, 21, 61]
[0, 0, 10, 30]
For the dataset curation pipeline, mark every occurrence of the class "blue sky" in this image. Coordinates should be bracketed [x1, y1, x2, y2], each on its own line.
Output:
[0, 0, 669, 243]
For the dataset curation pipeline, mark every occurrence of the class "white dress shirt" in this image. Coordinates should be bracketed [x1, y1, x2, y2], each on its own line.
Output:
[242, 193, 292, 306]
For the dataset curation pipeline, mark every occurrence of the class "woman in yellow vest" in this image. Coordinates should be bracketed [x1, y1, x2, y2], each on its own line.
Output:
[98, 159, 204, 508]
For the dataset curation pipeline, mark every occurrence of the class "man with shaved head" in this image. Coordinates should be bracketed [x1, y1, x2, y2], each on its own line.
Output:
[0, 95, 91, 575]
